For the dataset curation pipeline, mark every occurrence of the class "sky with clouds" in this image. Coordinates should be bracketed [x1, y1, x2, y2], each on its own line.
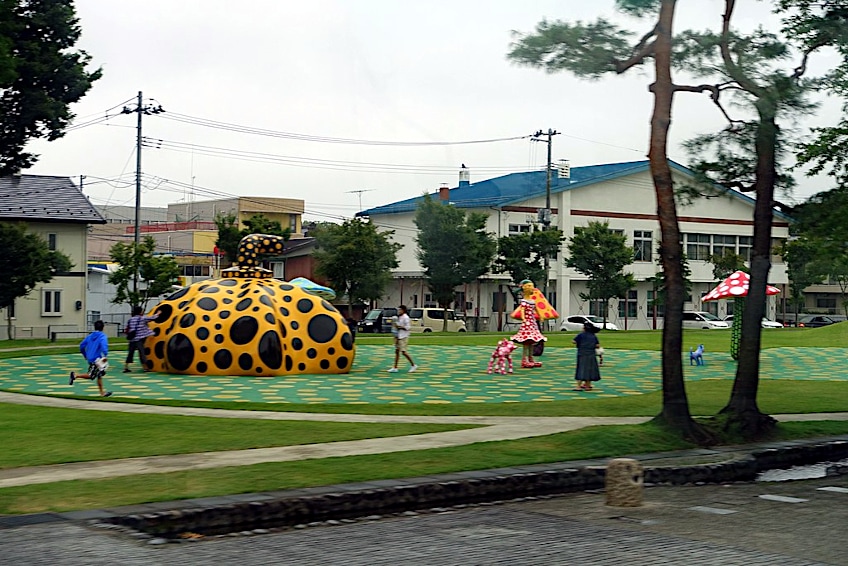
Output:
[25, 0, 844, 223]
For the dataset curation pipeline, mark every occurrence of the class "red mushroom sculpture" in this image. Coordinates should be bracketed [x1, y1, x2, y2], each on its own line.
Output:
[703, 271, 780, 360]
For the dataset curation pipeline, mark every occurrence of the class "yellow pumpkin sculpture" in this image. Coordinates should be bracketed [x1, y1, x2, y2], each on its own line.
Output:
[144, 234, 355, 376]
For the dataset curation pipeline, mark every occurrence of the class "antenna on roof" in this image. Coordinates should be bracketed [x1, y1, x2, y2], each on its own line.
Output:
[347, 189, 374, 212]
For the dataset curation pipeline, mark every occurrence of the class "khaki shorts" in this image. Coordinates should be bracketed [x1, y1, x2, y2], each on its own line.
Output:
[394, 336, 409, 352]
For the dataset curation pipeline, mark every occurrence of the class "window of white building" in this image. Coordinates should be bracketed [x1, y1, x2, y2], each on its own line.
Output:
[508, 224, 532, 235]
[618, 290, 638, 318]
[712, 235, 737, 257]
[633, 230, 652, 262]
[685, 233, 711, 260]
[42, 289, 62, 316]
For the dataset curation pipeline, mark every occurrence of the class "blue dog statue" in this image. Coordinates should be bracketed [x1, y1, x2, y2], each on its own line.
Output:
[689, 344, 705, 366]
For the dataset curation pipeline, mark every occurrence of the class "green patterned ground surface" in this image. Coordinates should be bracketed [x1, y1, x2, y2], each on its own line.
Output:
[0, 346, 844, 404]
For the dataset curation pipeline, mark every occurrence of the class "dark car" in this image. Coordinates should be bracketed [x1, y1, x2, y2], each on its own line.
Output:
[356, 308, 398, 333]
[797, 315, 843, 328]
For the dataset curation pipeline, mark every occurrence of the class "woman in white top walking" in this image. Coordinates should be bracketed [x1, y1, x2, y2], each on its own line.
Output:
[388, 305, 417, 373]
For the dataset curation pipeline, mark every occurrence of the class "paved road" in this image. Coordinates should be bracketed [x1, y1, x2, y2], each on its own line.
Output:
[3, 474, 846, 565]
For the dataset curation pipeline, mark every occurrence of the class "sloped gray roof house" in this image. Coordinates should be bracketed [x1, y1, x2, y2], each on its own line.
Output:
[0, 175, 106, 340]
[0, 174, 106, 224]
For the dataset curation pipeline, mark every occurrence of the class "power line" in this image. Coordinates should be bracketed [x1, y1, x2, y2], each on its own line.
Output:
[155, 112, 532, 146]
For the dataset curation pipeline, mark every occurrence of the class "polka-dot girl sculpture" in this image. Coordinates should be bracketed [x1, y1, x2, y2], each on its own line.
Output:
[144, 234, 355, 376]
[509, 279, 559, 368]
[702, 270, 780, 360]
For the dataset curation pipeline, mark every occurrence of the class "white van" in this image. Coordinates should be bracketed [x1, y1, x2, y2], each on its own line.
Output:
[682, 311, 730, 329]
[407, 308, 467, 332]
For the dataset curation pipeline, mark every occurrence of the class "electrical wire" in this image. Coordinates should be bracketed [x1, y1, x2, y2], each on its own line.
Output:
[156, 112, 532, 146]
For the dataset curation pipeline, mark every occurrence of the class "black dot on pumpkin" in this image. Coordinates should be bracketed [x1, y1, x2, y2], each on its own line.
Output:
[258, 330, 282, 369]
[213, 349, 233, 370]
[154, 341, 165, 358]
[298, 362, 306, 371]
[297, 298, 313, 313]
[291, 321, 299, 330]
[336, 356, 349, 369]
[328, 347, 336, 355]
[154, 303, 174, 322]
[179, 313, 196, 328]
[197, 361, 208, 373]
[238, 353, 254, 371]
[236, 298, 252, 311]
[197, 297, 218, 311]
[307, 348, 317, 359]
[307, 314, 338, 344]
[200, 345, 208, 353]
[320, 359, 330, 370]
[281, 284, 294, 291]
[265, 313, 275, 324]
[283, 295, 292, 302]
[201, 287, 220, 294]
[166, 334, 194, 371]
[252, 306, 260, 312]
[197, 327, 209, 340]
[167, 288, 189, 301]
[202, 315, 210, 322]
[321, 300, 335, 312]
[278, 321, 287, 338]
[341, 332, 354, 351]
[230, 316, 259, 345]
[220, 311, 230, 319]
[285, 355, 293, 371]
[280, 307, 289, 316]
[292, 337, 303, 350]
[260, 294, 273, 307]
[220, 279, 238, 287]
[215, 334, 224, 344]
[215, 323, 222, 330]
[223, 298, 233, 304]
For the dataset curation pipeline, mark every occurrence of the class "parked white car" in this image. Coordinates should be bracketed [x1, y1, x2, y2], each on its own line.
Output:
[682, 311, 730, 329]
[724, 314, 784, 329]
[559, 315, 619, 332]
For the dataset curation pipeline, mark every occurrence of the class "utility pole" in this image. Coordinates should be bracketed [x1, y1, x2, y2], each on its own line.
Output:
[121, 92, 165, 297]
[531, 129, 560, 308]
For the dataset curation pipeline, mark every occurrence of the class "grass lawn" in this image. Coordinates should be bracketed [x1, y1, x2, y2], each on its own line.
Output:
[0, 323, 846, 514]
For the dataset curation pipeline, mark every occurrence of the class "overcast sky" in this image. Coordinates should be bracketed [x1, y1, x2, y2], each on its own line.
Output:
[26, 0, 844, 223]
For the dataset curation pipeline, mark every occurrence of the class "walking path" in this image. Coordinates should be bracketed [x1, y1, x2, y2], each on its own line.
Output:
[2, 390, 847, 489]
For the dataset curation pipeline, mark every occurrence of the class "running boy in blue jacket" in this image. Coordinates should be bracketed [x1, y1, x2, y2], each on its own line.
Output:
[69, 320, 112, 397]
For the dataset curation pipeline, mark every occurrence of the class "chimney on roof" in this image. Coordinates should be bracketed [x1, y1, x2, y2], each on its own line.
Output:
[439, 183, 450, 202]
[459, 164, 470, 188]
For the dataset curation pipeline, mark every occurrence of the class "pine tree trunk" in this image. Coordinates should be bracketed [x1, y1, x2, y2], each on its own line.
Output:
[719, 106, 778, 438]
[648, 1, 714, 445]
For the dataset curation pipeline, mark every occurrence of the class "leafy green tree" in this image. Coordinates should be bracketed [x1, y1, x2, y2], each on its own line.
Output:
[108, 236, 180, 311]
[787, 186, 848, 317]
[781, 237, 825, 314]
[312, 219, 402, 314]
[508, 0, 714, 443]
[565, 221, 636, 327]
[0, 222, 72, 339]
[707, 252, 748, 283]
[493, 229, 564, 291]
[214, 213, 291, 267]
[0, 0, 101, 175]
[414, 194, 497, 330]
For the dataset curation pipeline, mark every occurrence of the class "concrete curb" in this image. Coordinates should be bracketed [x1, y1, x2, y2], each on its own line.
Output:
[86, 437, 848, 540]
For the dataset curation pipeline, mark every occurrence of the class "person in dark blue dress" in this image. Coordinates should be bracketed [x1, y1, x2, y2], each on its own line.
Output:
[573, 323, 602, 390]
